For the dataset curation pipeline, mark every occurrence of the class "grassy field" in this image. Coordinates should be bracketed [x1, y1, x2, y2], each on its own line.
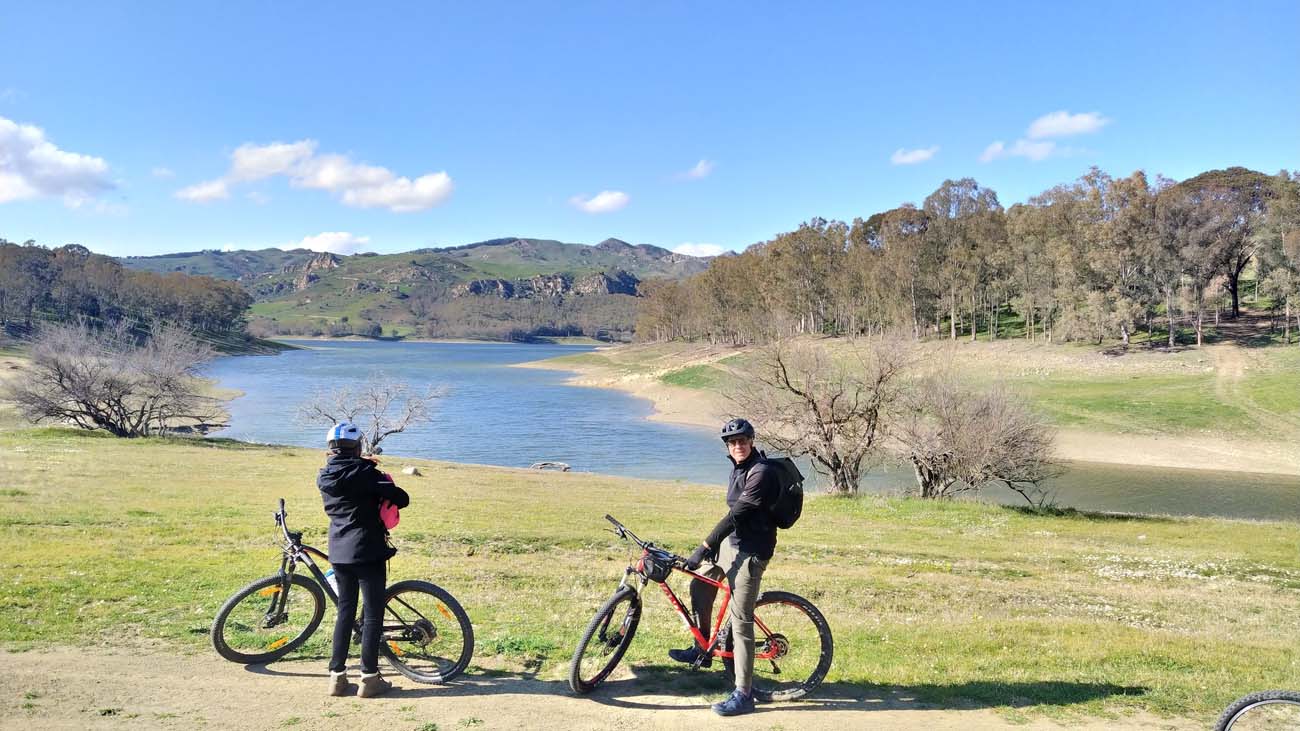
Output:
[0, 428, 1297, 725]
[569, 338, 1300, 439]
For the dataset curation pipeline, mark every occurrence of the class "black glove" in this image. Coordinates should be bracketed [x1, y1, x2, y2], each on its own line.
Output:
[685, 544, 713, 570]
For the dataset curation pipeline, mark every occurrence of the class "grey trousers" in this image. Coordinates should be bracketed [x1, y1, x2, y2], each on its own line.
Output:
[688, 540, 769, 691]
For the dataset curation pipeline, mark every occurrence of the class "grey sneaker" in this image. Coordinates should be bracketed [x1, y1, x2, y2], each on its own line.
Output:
[359, 672, 393, 698]
[328, 672, 353, 697]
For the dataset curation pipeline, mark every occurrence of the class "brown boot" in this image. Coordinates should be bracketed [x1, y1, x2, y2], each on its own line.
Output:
[328, 671, 354, 697]
[358, 672, 393, 698]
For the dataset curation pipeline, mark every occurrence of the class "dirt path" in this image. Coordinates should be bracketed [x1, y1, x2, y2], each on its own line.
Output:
[0, 649, 1196, 731]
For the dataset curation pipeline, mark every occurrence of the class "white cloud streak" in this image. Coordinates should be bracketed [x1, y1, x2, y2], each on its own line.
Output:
[151, 166, 175, 179]
[0, 116, 113, 206]
[176, 139, 453, 212]
[569, 190, 629, 214]
[679, 159, 715, 180]
[1027, 110, 1110, 139]
[890, 146, 939, 165]
[284, 231, 372, 255]
[175, 179, 230, 202]
[673, 242, 725, 257]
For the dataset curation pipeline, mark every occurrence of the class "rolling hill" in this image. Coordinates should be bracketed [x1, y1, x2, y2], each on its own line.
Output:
[119, 237, 711, 341]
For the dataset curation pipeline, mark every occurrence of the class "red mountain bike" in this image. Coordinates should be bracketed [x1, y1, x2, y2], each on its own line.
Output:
[569, 515, 833, 701]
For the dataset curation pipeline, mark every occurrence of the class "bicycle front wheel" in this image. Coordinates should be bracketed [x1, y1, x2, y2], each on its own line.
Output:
[745, 590, 834, 702]
[569, 586, 641, 694]
[378, 580, 475, 684]
[211, 573, 326, 664]
[1214, 690, 1300, 730]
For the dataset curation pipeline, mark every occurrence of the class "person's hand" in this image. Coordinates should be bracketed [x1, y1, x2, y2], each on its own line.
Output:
[685, 544, 713, 570]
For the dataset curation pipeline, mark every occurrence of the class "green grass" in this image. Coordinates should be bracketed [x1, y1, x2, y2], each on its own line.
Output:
[0, 429, 1297, 724]
[658, 364, 728, 389]
[1013, 373, 1253, 433]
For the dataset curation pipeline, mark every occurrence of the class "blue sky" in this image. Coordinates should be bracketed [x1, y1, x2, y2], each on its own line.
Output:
[2, 1, 1298, 258]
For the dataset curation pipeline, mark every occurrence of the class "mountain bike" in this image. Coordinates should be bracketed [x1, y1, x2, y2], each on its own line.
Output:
[1214, 690, 1300, 730]
[569, 515, 832, 701]
[210, 499, 474, 683]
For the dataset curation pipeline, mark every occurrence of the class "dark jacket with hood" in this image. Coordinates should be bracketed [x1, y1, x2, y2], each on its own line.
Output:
[704, 448, 779, 560]
[318, 455, 410, 564]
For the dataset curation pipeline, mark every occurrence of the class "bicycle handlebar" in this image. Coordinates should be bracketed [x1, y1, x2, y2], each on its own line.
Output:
[604, 514, 686, 566]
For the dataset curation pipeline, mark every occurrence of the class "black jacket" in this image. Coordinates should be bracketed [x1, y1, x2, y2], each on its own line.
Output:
[704, 449, 779, 560]
[318, 455, 410, 564]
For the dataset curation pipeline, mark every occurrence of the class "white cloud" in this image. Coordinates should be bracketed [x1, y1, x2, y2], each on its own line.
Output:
[0, 115, 113, 205]
[151, 166, 175, 179]
[230, 140, 317, 181]
[673, 242, 725, 257]
[174, 178, 230, 202]
[1027, 110, 1110, 139]
[284, 231, 372, 255]
[890, 146, 939, 165]
[980, 139, 1059, 163]
[176, 139, 453, 212]
[570, 190, 629, 214]
[679, 159, 715, 180]
[339, 172, 453, 212]
[246, 191, 270, 205]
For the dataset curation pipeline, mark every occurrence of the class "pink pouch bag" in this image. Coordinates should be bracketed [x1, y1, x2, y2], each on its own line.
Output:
[379, 499, 400, 530]
[378, 471, 400, 529]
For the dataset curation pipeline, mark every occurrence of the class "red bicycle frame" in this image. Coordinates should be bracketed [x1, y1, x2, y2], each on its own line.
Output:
[649, 558, 781, 662]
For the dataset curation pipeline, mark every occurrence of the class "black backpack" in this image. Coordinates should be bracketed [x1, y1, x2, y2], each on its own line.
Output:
[754, 452, 804, 529]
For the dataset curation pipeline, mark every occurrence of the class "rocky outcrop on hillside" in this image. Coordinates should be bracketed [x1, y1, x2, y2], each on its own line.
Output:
[293, 252, 340, 291]
[451, 270, 640, 300]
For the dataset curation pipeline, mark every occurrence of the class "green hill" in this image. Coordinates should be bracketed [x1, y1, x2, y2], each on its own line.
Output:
[119, 237, 712, 341]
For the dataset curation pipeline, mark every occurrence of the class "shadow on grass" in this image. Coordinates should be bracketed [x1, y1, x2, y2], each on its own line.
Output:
[999, 504, 1180, 523]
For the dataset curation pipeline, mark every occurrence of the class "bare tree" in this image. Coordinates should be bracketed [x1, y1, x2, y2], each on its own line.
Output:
[895, 375, 1061, 506]
[726, 339, 909, 495]
[2, 320, 222, 437]
[298, 373, 442, 453]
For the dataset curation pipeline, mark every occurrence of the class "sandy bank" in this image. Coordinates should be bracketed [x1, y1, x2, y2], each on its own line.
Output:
[523, 348, 1300, 478]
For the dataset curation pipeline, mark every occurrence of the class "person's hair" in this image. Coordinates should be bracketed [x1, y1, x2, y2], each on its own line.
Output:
[328, 439, 362, 458]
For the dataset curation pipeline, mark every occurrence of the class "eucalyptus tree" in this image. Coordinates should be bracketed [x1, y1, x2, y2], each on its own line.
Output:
[1172, 167, 1276, 318]
[923, 179, 1003, 340]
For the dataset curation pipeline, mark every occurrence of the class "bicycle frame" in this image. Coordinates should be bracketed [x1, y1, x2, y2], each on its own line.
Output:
[608, 513, 781, 663]
[272, 498, 339, 605]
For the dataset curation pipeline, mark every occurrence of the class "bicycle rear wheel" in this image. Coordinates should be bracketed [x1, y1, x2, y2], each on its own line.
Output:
[378, 580, 475, 683]
[728, 590, 833, 702]
[1214, 690, 1300, 730]
[211, 574, 326, 664]
[569, 586, 641, 694]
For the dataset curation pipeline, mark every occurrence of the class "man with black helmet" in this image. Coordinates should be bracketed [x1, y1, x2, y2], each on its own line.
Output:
[669, 417, 779, 717]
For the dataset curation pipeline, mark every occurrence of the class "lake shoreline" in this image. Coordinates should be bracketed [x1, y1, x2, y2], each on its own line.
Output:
[521, 346, 1300, 478]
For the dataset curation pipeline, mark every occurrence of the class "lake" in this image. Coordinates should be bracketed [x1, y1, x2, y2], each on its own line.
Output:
[205, 340, 1300, 522]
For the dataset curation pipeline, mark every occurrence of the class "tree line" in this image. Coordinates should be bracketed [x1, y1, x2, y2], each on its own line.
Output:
[0, 240, 252, 335]
[637, 167, 1300, 347]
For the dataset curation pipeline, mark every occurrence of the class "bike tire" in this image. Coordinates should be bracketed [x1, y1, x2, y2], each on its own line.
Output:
[211, 573, 326, 664]
[569, 586, 642, 694]
[723, 590, 833, 702]
[378, 580, 475, 684]
[1214, 689, 1300, 731]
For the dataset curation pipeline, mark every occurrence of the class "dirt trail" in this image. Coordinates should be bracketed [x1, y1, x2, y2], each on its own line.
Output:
[0, 648, 1196, 731]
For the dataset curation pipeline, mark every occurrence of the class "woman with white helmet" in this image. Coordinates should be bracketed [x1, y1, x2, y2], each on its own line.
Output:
[318, 422, 410, 698]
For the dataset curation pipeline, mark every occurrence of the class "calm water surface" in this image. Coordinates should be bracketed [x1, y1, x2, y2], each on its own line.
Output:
[205, 340, 1300, 522]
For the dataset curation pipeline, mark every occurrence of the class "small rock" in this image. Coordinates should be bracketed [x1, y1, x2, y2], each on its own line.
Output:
[401, 466, 422, 476]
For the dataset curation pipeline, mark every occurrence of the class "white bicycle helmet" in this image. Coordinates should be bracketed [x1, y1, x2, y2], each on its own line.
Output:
[326, 422, 362, 447]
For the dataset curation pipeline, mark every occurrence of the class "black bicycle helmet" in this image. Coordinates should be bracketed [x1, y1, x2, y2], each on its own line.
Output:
[720, 417, 755, 441]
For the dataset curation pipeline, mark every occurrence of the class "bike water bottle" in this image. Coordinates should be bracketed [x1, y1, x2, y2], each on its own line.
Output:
[324, 568, 339, 594]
